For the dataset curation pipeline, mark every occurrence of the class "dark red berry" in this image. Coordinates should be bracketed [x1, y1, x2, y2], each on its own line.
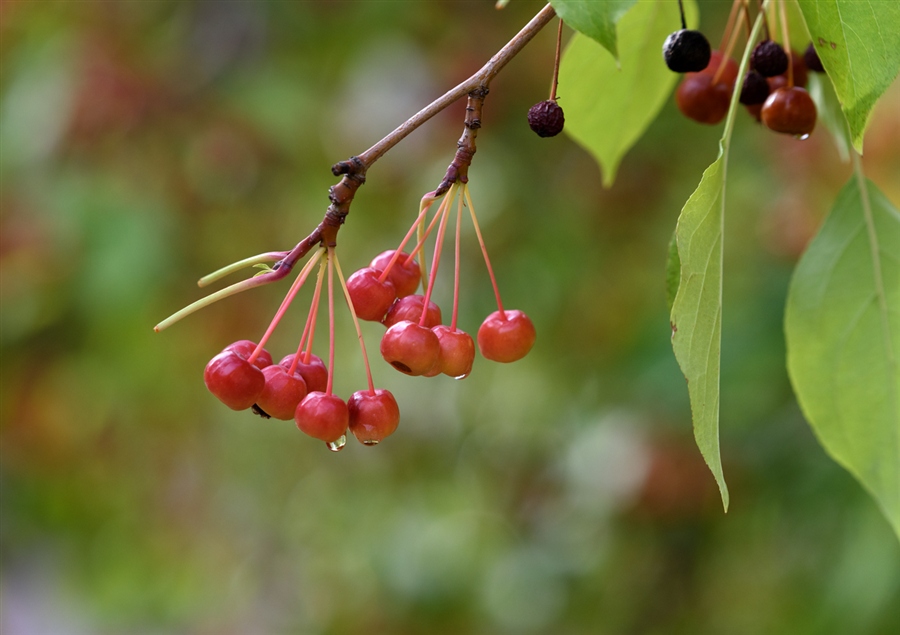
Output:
[204, 350, 265, 410]
[804, 42, 825, 73]
[751, 40, 789, 77]
[477, 310, 536, 363]
[663, 29, 712, 73]
[256, 365, 308, 420]
[279, 353, 328, 393]
[382, 294, 442, 329]
[295, 392, 348, 443]
[223, 340, 272, 369]
[676, 73, 731, 124]
[766, 52, 808, 90]
[761, 86, 816, 136]
[432, 325, 475, 379]
[380, 320, 441, 376]
[348, 389, 400, 445]
[370, 251, 421, 298]
[739, 70, 770, 105]
[527, 100, 565, 138]
[347, 267, 397, 322]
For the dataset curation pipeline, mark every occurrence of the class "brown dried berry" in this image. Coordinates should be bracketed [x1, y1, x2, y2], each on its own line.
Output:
[527, 100, 565, 137]
[751, 40, 789, 77]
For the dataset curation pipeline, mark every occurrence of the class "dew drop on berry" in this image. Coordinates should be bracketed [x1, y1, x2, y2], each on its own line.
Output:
[326, 435, 347, 452]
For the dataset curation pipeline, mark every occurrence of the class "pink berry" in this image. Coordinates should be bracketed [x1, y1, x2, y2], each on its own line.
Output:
[380, 320, 441, 376]
[204, 350, 265, 410]
[477, 310, 536, 363]
[295, 392, 348, 442]
[256, 365, 308, 420]
[347, 267, 397, 322]
[223, 340, 272, 369]
[370, 250, 421, 298]
[432, 325, 475, 378]
[348, 388, 400, 445]
[382, 294, 442, 329]
[279, 353, 329, 394]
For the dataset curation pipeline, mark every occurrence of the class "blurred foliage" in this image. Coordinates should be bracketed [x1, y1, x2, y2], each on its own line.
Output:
[1, 1, 899, 634]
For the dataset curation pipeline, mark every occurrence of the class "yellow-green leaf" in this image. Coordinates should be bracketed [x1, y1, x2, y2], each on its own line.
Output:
[550, 0, 636, 59]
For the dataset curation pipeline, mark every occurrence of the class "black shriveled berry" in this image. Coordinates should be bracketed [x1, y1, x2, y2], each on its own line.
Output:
[751, 40, 789, 77]
[739, 70, 770, 105]
[662, 29, 712, 73]
[527, 100, 565, 137]
[804, 42, 825, 73]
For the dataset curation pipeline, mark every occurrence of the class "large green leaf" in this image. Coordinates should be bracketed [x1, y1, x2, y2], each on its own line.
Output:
[785, 176, 900, 539]
[797, 0, 900, 153]
[550, 0, 636, 59]
[559, 0, 695, 187]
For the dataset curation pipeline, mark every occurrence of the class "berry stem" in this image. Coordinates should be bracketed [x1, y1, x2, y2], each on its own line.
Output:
[677, 0, 687, 31]
[248, 249, 323, 365]
[450, 190, 463, 332]
[462, 184, 505, 317]
[549, 18, 563, 102]
[376, 192, 436, 286]
[740, 0, 753, 38]
[719, 0, 743, 51]
[292, 256, 327, 372]
[419, 183, 456, 327]
[713, 5, 747, 85]
[197, 251, 287, 288]
[155, 276, 270, 332]
[757, 0, 771, 41]
[326, 250, 336, 396]
[777, 0, 793, 87]
[333, 250, 376, 395]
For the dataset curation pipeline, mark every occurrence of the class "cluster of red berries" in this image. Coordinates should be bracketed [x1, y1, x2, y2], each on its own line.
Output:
[666, 0, 826, 138]
[162, 178, 535, 452]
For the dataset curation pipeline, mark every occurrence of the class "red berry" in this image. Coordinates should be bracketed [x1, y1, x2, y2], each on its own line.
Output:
[223, 340, 272, 369]
[382, 294, 442, 329]
[295, 392, 348, 442]
[279, 353, 329, 393]
[477, 310, 536, 363]
[765, 52, 809, 91]
[204, 350, 265, 410]
[380, 320, 441, 376]
[370, 250, 421, 298]
[256, 365, 308, 420]
[348, 389, 400, 445]
[347, 267, 397, 321]
[432, 325, 475, 379]
[761, 86, 816, 136]
[676, 73, 731, 124]
[698, 50, 738, 86]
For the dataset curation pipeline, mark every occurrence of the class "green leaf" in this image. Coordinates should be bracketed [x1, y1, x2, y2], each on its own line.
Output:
[796, 0, 900, 153]
[665, 231, 680, 313]
[550, 0, 637, 59]
[559, 0, 695, 187]
[785, 176, 900, 540]
[808, 72, 851, 163]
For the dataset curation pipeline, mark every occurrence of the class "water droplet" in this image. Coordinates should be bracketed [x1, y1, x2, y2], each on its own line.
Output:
[795, 133, 810, 140]
[454, 373, 469, 380]
[362, 439, 380, 446]
[326, 435, 347, 452]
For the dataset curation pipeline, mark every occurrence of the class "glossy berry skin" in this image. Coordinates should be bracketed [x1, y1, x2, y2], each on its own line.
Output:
[527, 100, 565, 138]
[663, 29, 711, 73]
[279, 353, 328, 394]
[382, 295, 442, 329]
[204, 350, 265, 410]
[295, 392, 348, 442]
[804, 42, 825, 73]
[751, 40, 788, 77]
[348, 389, 400, 445]
[477, 310, 536, 363]
[347, 267, 397, 322]
[381, 320, 441, 376]
[676, 73, 731, 124]
[256, 365, 307, 420]
[761, 87, 816, 136]
[432, 325, 476, 379]
[370, 250, 421, 298]
[698, 50, 739, 86]
[739, 70, 770, 105]
[223, 340, 272, 369]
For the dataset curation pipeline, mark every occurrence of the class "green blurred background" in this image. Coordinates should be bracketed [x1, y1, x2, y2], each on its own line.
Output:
[2, 1, 899, 633]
